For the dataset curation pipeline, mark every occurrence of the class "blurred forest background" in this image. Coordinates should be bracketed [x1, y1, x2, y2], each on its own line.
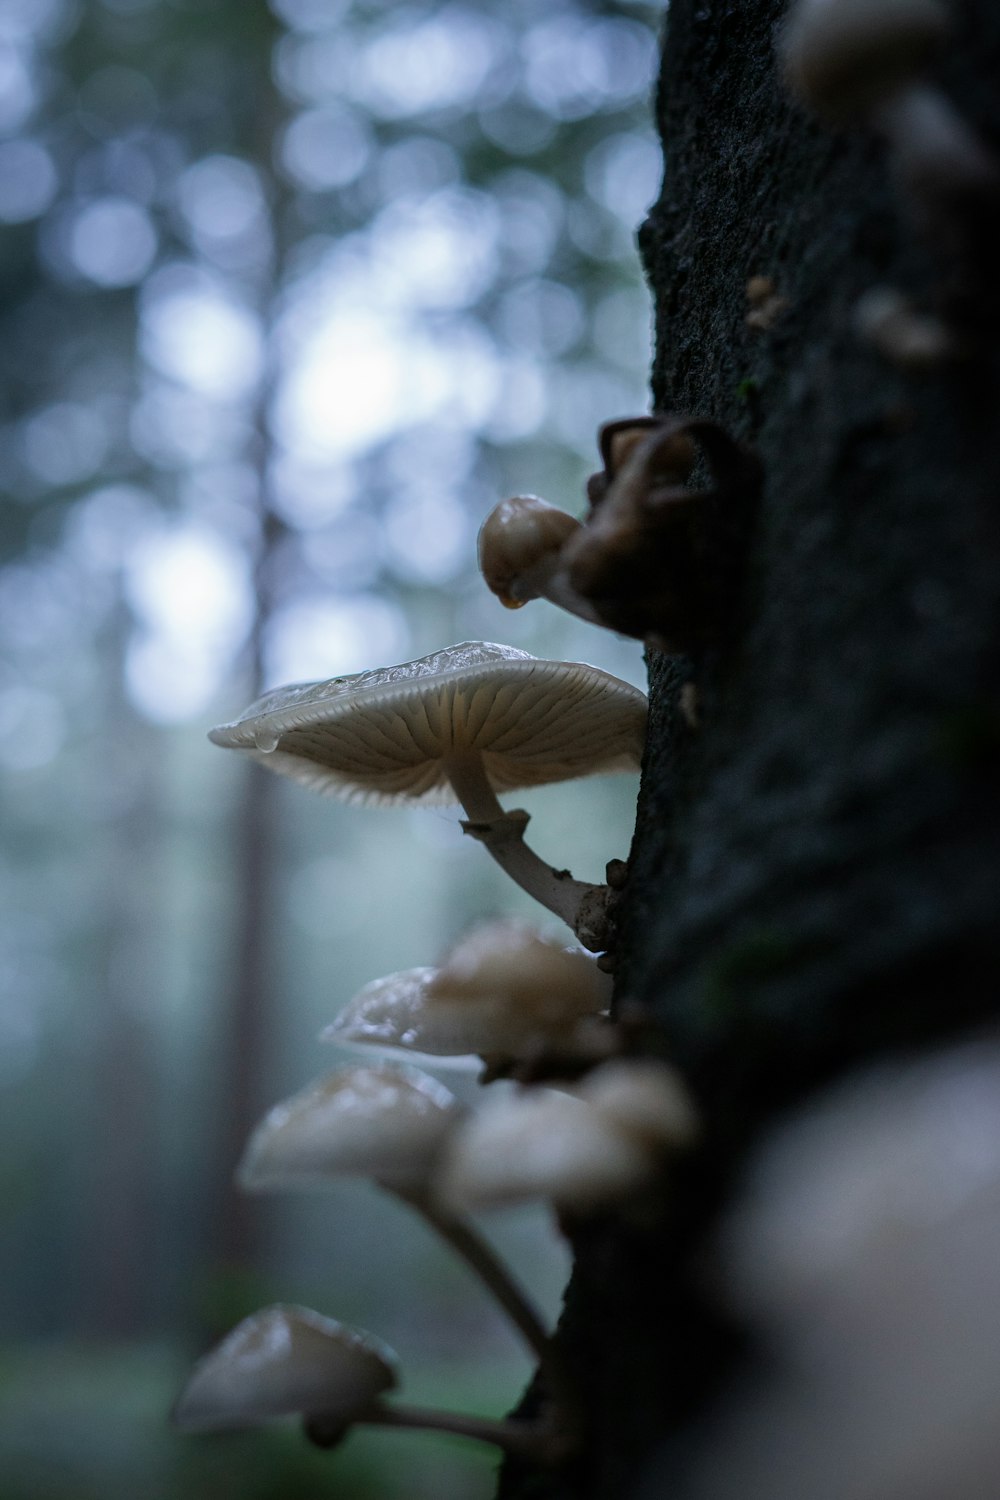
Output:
[0, 0, 659, 1494]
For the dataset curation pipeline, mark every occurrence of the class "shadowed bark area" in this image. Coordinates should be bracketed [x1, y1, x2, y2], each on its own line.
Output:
[499, 1, 1000, 1495]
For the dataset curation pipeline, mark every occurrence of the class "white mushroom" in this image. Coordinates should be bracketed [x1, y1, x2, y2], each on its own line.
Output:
[439, 1087, 654, 1214]
[576, 1057, 700, 1151]
[237, 1063, 567, 1410]
[477, 495, 602, 626]
[209, 642, 646, 948]
[324, 925, 610, 1068]
[430, 920, 610, 1015]
[173, 1303, 566, 1461]
[321, 967, 482, 1069]
[237, 1063, 461, 1194]
[171, 1304, 397, 1433]
[439, 1059, 698, 1216]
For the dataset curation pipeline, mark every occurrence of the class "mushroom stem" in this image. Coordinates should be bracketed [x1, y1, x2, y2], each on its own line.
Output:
[392, 1185, 577, 1424]
[443, 749, 610, 950]
[358, 1401, 567, 1461]
[525, 562, 605, 628]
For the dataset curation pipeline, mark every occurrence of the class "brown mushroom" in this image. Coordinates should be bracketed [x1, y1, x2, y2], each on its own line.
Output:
[563, 415, 763, 655]
[477, 494, 599, 625]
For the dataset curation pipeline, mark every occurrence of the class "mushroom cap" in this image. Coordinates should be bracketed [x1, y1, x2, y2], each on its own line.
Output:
[238, 1064, 462, 1193]
[477, 496, 581, 607]
[208, 641, 646, 808]
[322, 925, 611, 1065]
[577, 1059, 699, 1151]
[172, 1304, 397, 1432]
[320, 966, 482, 1067]
[437, 1086, 658, 1214]
[429, 919, 611, 1023]
[781, 0, 951, 120]
[439, 1058, 697, 1213]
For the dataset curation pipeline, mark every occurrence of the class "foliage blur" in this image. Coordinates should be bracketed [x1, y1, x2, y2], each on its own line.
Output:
[0, 0, 658, 1493]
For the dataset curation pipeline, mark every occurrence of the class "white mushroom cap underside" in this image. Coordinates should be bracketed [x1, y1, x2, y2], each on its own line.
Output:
[208, 641, 647, 807]
[172, 1303, 397, 1431]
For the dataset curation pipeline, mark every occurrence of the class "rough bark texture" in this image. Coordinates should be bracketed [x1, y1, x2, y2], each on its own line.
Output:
[500, 1, 1000, 1495]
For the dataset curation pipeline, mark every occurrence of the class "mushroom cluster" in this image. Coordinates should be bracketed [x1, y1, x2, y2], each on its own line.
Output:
[174, 1036, 696, 1466]
[479, 415, 763, 656]
[177, 622, 700, 1478]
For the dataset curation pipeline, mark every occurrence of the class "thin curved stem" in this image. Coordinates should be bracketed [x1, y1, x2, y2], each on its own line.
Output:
[390, 1185, 576, 1426]
[443, 749, 610, 950]
[360, 1400, 566, 1461]
[412, 1195, 549, 1356]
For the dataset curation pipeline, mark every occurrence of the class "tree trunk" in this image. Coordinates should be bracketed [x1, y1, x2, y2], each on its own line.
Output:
[500, 1, 1000, 1494]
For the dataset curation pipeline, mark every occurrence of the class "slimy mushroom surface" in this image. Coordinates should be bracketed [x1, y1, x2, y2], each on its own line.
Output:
[477, 495, 601, 625]
[237, 1064, 462, 1194]
[439, 1059, 698, 1214]
[210, 641, 645, 945]
[322, 966, 482, 1068]
[172, 1304, 397, 1432]
[238, 1066, 562, 1389]
[438, 1086, 655, 1214]
[209, 641, 644, 806]
[323, 922, 611, 1066]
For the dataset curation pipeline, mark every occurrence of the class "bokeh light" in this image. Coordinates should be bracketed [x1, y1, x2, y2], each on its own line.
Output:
[0, 1, 658, 1493]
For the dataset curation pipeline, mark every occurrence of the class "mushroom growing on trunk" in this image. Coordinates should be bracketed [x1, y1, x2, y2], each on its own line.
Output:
[237, 1063, 575, 1430]
[438, 1059, 699, 1217]
[208, 642, 646, 950]
[323, 920, 612, 1072]
[173, 1303, 563, 1462]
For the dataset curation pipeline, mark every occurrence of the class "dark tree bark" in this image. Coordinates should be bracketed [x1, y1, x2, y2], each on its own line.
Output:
[500, 1, 1000, 1495]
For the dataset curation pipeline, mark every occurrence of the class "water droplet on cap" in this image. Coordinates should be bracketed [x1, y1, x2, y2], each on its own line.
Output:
[254, 727, 280, 753]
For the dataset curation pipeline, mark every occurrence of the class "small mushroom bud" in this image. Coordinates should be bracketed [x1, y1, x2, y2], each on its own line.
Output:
[478, 496, 599, 626]
[745, 275, 790, 331]
[780, 0, 952, 122]
[171, 1305, 398, 1433]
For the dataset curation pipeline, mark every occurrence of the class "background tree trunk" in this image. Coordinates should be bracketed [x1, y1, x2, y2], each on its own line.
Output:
[501, 0, 1000, 1494]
